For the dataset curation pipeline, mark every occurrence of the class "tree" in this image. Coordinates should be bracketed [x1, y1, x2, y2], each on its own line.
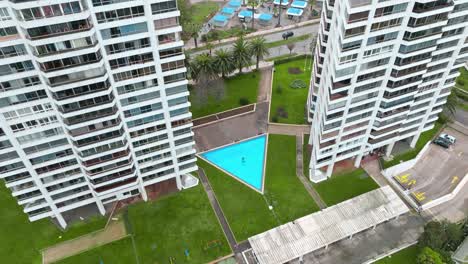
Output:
[191, 53, 217, 82]
[232, 37, 252, 73]
[249, 37, 269, 70]
[213, 48, 235, 78]
[205, 42, 214, 56]
[184, 22, 201, 48]
[248, 0, 259, 29]
[416, 247, 444, 264]
[287, 42, 296, 54]
[419, 221, 448, 251]
[276, 0, 283, 27]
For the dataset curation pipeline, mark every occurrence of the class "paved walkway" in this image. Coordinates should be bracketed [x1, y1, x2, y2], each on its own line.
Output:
[295, 135, 327, 209]
[362, 159, 389, 187]
[198, 168, 252, 264]
[42, 220, 127, 264]
[268, 123, 310, 136]
[257, 66, 272, 102]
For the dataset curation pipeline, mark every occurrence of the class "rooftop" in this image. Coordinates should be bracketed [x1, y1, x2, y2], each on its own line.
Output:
[249, 186, 409, 264]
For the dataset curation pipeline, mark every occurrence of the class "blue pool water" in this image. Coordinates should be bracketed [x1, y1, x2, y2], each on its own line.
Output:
[201, 135, 266, 191]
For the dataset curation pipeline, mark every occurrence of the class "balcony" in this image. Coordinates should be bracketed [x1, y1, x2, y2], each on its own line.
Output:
[412, 1, 453, 13]
[40, 54, 102, 73]
[48, 67, 106, 87]
[82, 148, 130, 167]
[27, 20, 93, 40]
[348, 0, 371, 8]
[347, 11, 369, 23]
[64, 106, 118, 126]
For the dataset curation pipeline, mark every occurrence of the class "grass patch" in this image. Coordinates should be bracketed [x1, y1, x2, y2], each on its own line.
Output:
[192, 1, 219, 27]
[198, 159, 277, 242]
[375, 245, 420, 264]
[382, 122, 443, 168]
[303, 134, 311, 178]
[270, 57, 313, 124]
[265, 34, 311, 48]
[456, 67, 468, 93]
[129, 185, 231, 264]
[266, 53, 298, 62]
[313, 168, 379, 206]
[190, 72, 260, 119]
[54, 238, 136, 264]
[0, 184, 106, 264]
[264, 135, 319, 222]
[199, 134, 319, 241]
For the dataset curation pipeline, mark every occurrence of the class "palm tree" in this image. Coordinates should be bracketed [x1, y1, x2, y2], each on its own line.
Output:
[444, 90, 460, 116]
[249, 37, 269, 70]
[191, 53, 217, 82]
[213, 49, 235, 78]
[205, 42, 214, 56]
[232, 37, 252, 73]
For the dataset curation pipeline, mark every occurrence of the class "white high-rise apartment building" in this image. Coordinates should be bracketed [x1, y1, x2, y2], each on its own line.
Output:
[0, 0, 197, 228]
[307, 0, 468, 182]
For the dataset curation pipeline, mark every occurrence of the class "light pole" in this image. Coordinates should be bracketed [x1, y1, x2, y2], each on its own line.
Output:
[277, 0, 282, 27]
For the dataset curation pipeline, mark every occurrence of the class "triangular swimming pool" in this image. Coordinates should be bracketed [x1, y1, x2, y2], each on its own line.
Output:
[200, 135, 267, 192]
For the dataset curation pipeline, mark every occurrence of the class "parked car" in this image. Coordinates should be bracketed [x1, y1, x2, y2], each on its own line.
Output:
[439, 133, 456, 144]
[282, 31, 294, 40]
[432, 137, 451, 149]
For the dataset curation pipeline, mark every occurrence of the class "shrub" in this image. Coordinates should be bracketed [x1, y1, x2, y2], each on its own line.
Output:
[276, 106, 288, 118]
[273, 54, 307, 65]
[201, 34, 208, 42]
[457, 79, 464, 86]
[272, 116, 279, 122]
[276, 85, 283, 94]
[239, 97, 250, 106]
[290, 79, 307, 89]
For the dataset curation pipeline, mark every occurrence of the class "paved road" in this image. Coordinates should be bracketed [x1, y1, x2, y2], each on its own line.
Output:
[188, 23, 320, 58]
[454, 108, 468, 126]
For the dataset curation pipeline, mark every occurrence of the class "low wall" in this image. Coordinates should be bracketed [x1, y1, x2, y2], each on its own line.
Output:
[381, 142, 431, 178]
[420, 173, 468, 211]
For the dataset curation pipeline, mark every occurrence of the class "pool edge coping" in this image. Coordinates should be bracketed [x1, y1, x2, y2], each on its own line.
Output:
[197, 134, 268, 194]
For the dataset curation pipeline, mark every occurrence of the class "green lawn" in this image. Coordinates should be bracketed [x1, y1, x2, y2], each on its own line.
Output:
[456, 67, 468, 92]
[313, 168, 379, 206]
[303, 134, 311, 178]
[375, 245, 420, 264]
[0, 184, 106, 264]
[382, 122, 443, 168]
[199, 134, 319, 241]
[129, 184, 231, 264]
[192, 1, 219, 28]
[190, 72, 260, 119]
[54, 238, 136, 264]
[270, 57, 313, 124]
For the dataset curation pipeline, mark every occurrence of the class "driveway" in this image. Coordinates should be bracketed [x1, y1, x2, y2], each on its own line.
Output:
[393, 127, 468, 206]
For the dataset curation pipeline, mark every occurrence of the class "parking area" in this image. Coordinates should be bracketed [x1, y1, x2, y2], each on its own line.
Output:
[393, 127, 468, 206]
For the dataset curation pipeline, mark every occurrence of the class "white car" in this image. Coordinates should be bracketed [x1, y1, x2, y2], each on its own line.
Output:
[439, 133, 456, 144]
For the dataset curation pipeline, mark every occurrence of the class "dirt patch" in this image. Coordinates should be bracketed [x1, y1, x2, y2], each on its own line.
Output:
[288, 67, 303, 74]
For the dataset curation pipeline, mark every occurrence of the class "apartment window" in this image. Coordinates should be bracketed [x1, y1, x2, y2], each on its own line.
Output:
[105, 38, 150, 55]
[367, 31, 398, 45]
[127, 114, 164, 128]
[374, 3, 408, 17]
[360, 58, 390, 71]
[96, 6, 144, 23]
[370, 18, 403, 32]
[0, 26, 18, 38]
[339, 54, 358, 65]
[75, 129, 124, 147]
[130, 124, 166, 138]
[120, 91, 160, 106]
[159, 47, 183, 59]
[399, 39, 437, 54]
[413, 1, 451, 13]
[18, 2, 82, 21]
[154, 17, 179, 30]
[17, 128, 63, 145]
[158, 33, 177, 44]
[58, 94, 114, 113]
[40, 52, 101, 72]
[408, 13, 448, 27]
[132, 134, 169, 148]
[27, 19, 91, 40]
[100, 22, 148, 40]
[0, 8, 11, 21]
[0, 45, 26, 58]
[116, 79, 157, 95]
[395, 52, 431, 66]
[442, 27, 464, 38]
[35, 37, 95, 56]
[109, 53, 153, 69]
[113, 66, 156, 82]
[0, 90, 47, 108]
[344, 26, 366, 38]
[166, 85, 187, 96]
[164, 73, 186, 84]
[151, 0, 177, 14]
[3, 103, 53, 120]
[161, 60, 185, 72]
[123, 103, 163, 118]
[357, 69, 385, 82]
[341, 39, 361, 51]
[92, 0, 133, 6]
[335, 65, 356, 78]
[363, 45, 393, 58]
[453, 2, 468, 13]
[53, 80, 110, 100]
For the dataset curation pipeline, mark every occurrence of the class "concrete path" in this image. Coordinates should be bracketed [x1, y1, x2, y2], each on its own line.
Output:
[295, 135, 327, 209]
[362, 159, 389, 187]
[257, 66, 272, 102]
[42, 220, 127, 264]
[268, 123, 310, 136]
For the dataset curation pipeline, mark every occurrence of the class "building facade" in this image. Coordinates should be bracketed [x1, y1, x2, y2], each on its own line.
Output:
[0, 0, 197, 228]
[307, 0, 468, 182]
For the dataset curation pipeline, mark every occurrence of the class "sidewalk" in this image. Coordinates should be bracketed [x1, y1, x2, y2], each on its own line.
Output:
[295, 135, 327, 209]
[42, 220, 127, 264]
[268, 123, 310, 136]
